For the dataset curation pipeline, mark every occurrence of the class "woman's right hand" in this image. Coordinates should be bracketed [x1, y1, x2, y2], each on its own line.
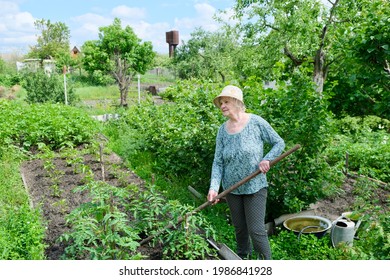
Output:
[207, 190, 220, 205]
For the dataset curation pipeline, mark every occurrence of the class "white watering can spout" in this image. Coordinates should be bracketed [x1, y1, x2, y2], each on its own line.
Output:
[331, 216, 359, 247]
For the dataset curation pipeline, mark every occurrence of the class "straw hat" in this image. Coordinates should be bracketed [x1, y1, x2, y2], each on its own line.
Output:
[213, 85, 244, 108]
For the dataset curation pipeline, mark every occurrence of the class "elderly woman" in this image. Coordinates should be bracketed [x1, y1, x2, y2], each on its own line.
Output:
[207, 85, 285, 260]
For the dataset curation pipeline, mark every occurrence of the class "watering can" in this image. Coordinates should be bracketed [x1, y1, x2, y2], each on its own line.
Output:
[330, 216, 361, 247]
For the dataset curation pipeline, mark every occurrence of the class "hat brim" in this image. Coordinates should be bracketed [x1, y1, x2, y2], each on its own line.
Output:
[213, 94, 243, 108]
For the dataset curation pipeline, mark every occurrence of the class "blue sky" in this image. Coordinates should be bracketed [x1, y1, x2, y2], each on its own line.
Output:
[0, 0, 236, 55]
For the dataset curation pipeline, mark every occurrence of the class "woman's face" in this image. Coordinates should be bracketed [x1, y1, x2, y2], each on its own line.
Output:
[218, 97, 240, 118]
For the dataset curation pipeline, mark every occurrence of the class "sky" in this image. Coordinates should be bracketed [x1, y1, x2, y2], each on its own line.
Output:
[0, 0, 237, 56]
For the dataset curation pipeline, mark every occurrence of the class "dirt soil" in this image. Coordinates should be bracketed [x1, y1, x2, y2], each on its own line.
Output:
[20, 150, 388, 260]
[20, 151, 162, 260]
[310, 176, 389, 221]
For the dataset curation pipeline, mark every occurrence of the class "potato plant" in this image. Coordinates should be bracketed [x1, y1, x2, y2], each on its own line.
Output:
[0, 100, 98, 151]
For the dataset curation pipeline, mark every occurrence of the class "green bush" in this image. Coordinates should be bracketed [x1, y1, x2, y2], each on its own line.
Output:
[346, 213, 389, 260]
[0, 74, 21, 88]
[270, 230, 344, 260]
[107, 80, 222, 189]
[130, 184, 217, 260]
[0, 57, 20, 87]
[21, 70, 78, 104]
[160, 203, 217, 260]
[324, 116, 390, 183]
[70, 70, 115, 87]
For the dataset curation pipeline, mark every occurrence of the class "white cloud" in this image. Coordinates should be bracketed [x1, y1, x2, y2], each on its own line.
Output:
[72, 12, 108, 23]
[0, 1, 36, 51]
[111, 5, 146, 20]
[71, 8, 171, 53]
[70, 13, 112, 46]
[195, 3, 217, 20]
[0, 23, 6, 33]
[127, 20, 171, 53]
[7, 12, 36, 32]
[173, 3, 219, 32]
[1, 34, 36, 44]
[0, 1, 19, 15]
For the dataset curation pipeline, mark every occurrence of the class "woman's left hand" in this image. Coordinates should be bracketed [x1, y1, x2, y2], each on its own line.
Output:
[259, 160, 270, 173]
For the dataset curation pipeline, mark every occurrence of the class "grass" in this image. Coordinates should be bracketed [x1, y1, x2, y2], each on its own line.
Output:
[0, 149, 29, 208]
[0, 147, 46, 259]
[75, 85, 120, 100]
[72, 71, 175, 115]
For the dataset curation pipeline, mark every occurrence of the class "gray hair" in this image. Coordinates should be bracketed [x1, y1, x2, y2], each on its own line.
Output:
[230, 97, 246, 111]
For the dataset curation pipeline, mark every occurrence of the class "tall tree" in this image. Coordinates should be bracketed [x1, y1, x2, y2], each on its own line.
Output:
[82, 18, 155, 106]
[28, 19, 70, 60]
[172, 28, 238, 83]
[326, 0, 390, 118]
[233, 0, 350, 94]
[233, 0, 389, 117]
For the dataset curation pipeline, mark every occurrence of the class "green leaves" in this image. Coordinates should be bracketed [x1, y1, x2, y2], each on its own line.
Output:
[0, 100, 98, 150]
[82, 18, 155, 106]
[21, 70, 77, 105]
[60, 181, 141, 260]
[326, 0, 390, 118]
[324, 116, 390, 182]
[108, 80, 222, 189]
[0, 205, 46, 260]
[28, 19, 70, 61]
[172, 28, 238, 82]
[133, 190, 217, 260]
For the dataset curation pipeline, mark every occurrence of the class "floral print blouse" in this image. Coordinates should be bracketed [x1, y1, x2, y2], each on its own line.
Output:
[210, 114, 285, 195]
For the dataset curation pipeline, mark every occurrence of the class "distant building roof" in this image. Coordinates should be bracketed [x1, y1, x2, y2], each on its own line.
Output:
[71, 46, 80, 58]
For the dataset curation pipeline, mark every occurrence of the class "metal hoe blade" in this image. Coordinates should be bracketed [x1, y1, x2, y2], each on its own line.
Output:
[207, 238, 241, 260]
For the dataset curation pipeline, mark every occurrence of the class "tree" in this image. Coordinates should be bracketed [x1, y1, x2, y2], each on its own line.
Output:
[82, 18, 155, 107]
[326, 0, 390, 118]
[232, 0, 355, 94]
[232, 0, 389, 117]
[28, 19, 70, 60]
[172, 28, 238, 83]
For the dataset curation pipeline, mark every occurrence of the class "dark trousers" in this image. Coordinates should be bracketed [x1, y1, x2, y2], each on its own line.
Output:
[226, 188, 271, 260]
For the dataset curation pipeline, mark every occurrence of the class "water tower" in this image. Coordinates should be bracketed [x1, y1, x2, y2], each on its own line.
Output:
[166, 30, 179, 57]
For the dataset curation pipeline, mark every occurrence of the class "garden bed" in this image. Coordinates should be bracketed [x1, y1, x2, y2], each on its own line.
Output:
[20, 150, 163, 259]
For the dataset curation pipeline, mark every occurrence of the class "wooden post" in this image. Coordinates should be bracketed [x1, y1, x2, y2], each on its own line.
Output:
[63, 66, 68, 105]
